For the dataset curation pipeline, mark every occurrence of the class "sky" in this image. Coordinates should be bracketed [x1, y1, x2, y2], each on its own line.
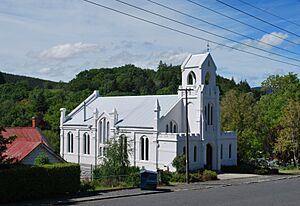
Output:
[0, 0, 300, 86]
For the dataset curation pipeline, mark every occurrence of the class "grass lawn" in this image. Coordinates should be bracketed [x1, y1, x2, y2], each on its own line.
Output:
[279, 168, 300, 175]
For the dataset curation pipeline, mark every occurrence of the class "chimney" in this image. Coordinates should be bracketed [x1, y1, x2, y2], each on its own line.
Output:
[32, 117, 37, 128]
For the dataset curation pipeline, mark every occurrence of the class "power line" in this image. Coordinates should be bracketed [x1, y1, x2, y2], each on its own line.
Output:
[237, 0, 300, 28]
[186, 0, 299, 46]
[81, 0, 300, 68]
[216, 0, 300, 38]
[113, 0, 300, 64]
[146, 0, 300, 56]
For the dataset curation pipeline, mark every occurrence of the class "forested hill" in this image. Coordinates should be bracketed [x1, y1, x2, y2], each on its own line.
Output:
[0, 71, 64, 89]
[0, 62, 253, 154]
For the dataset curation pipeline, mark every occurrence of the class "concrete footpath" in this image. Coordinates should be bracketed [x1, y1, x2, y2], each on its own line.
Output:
[9, 173, 300, 205]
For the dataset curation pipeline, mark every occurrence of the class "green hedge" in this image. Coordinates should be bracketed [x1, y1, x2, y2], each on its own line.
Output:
[0, 163, 80, 203]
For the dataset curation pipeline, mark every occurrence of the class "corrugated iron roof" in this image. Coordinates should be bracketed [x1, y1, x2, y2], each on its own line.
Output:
[2, 127, 46, 161]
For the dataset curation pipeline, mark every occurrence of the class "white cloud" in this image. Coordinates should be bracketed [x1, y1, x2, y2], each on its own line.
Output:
[242, 32, 288, 49]
[37, 67, 51, 74]
[38, 42, 98, 60]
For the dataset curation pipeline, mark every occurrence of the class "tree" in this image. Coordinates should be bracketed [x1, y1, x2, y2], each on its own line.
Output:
[274, 100, 300, 166]
[172, 154, 186, 173]
[0, 128, 16, 164]
[34, 152, 50, 165]
[221, 89, 262, 161]
[94, 135, 131, 177]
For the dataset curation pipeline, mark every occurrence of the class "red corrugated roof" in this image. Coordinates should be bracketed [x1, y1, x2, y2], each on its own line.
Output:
[2, 127, 47, 162]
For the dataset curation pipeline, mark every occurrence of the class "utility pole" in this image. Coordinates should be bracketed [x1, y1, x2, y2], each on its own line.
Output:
[178, 88, 193, 184]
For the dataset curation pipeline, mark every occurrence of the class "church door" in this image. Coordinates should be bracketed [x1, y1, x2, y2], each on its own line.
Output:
[206, 144, 213, 170]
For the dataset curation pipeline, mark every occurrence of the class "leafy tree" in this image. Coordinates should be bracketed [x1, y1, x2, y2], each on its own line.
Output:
[172, 154, 186, 173]
[94, 135, 131, 177]
[0, 128, 16, 164]
[221, 89, 262, 161]
[34, 152, 50, 165]
[274, 100, 300, 166]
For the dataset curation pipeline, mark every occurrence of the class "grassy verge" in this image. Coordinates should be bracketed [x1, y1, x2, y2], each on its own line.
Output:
[279, 168, 300, 175]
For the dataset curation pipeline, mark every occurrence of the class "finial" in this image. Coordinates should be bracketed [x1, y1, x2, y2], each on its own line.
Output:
[207, 41, 210, 52]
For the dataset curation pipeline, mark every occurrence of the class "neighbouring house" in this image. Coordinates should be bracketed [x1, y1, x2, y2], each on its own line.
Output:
[3, 117, 65, 165]
[60, 52, 237, 172]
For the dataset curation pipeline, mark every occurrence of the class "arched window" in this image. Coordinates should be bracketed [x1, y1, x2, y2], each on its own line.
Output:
[187, 71, 196, 85]
[166, 125, 169, 133]
[173, 124, 177, 133]
[99, 121, 102, 143]
[140, 137, 144, 160]
[106, 121, 110, 142]
[183, 146, 186, 155]
[170, 121, 173, 133]
[208, 103, 210, 125]
[194, 146, 197, 162]
[205, 72, 210, 85]
[221, 144, 223, 160]
[99, 147, 103, 156]
[145, 138, 149, 161]
[229, 144, 232, 159]
[83, 133, 90, 155]
[210, 104, 213, 125]
[140, 136, 149, 161]
[103, 118, 106, 143]
[67, 132, 73, 153]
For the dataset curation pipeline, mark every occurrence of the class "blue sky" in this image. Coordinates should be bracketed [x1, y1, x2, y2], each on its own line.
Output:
[0, 0, 300, 86]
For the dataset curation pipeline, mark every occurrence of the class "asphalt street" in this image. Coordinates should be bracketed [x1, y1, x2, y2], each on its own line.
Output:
[78, 177, 300, 206]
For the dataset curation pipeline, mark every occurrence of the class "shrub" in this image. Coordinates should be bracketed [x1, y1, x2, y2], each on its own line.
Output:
[170, 172, 186, 183]
[172, 155, 186, 173]
[0, 163, 80, 203]
[159, 170, 172, 185]
[189, 172, 202, 182]
[34, 152, 49, 165]
[80, 179, 95, 192]
[202, 170, 218, 181]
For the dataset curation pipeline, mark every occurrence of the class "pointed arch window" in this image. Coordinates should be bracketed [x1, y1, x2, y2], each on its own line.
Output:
[106, 121, 110, 142]
[194, 146, 197, 162]
[67, 132, 73, 153]
[166, 125, 169, 133]
[140, 136, 149, 161]
[187, 71, 196, 85]
[99, 121, 102, 143]
[83, 133, 90, 155]
[229, 144, 232, 159]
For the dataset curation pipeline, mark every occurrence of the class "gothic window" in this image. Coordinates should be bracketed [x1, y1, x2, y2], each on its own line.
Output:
[83, 133, 90, 155]
[106, 121, 110, 142]
[99, 121, 102, 143]
[194, 146, 197, 162]
[221, 144, 223, 160]
[173, 124, 177, 133]
[207, 103, 213, 125]
[229, 144, 232, 159]
[166, 125, 169, 133]
[140, 136, 149, 161]
[67, 132, 73, 153]
[103, 118, 106, 144]
[145, 138, 149, 161]
[205, 72, 210, 85]
[140, 137, 144, 160]
[168, 120, 178, 133]
[187, 71, 196, 85]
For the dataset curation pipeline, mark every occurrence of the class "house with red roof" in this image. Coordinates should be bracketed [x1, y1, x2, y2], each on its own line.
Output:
[2, 117, 65, 165]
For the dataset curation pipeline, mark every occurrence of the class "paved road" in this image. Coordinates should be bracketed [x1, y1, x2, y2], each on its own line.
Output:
[78, 177, 300, 206]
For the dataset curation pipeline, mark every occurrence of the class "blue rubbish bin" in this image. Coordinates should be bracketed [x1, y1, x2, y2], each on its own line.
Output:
[140, 170, 158, 190]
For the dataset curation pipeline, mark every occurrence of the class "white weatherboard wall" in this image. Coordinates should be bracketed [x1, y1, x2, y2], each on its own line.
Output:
[60, 52, 237, 173]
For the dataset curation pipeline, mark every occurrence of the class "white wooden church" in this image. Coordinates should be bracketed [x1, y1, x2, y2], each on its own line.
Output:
[60, 52, 237, 171]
